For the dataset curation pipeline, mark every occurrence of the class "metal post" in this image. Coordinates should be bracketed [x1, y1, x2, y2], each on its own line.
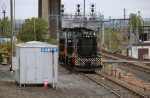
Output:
[99, 14, 102, 44]
[84, 0, 85, 17]
[10, 0, 13, 71]
[136, 14, 138, 39]
[130, 14, 133, 57]
[137, 11, 140, 40]
[83, 0, 85, 27]
[101, 15, 104, 46]
[52, 51, 55, 88]
[34, 18, 36, 41]
[56, 15, 58, 39]
[14, 0, 16, 55]
[109, 16, 112, 51]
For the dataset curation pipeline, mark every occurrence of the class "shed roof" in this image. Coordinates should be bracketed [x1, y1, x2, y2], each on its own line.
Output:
[132, 41, 150, 46]
[16, 41, 58, 48]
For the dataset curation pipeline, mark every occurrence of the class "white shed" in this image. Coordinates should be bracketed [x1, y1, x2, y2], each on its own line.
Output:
[132, 41, 150, 61]
[12, 41, 58, 87]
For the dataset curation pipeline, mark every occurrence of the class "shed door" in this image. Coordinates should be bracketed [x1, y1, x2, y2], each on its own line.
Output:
[138, 48, 148, 60]
[26, 52, 36, 82]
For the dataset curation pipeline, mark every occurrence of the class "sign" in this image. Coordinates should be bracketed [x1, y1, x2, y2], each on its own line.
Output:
[41, 48, 58, 52]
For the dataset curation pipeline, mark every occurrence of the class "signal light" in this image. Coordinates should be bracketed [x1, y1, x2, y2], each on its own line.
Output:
[61, 4, 65, 15]
[90, 3, 95, 15]
[61, 5, 64, 8]
[91, 4, 94, 8]
[77, 4, 80, 8]
[91, 9, 94, 12]
[76, 4, 81, 15]
[61, 10, 64, 12]
[77, 9, 80, 12]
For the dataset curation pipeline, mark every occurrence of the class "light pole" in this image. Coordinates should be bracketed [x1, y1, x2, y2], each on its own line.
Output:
[2, 4, 6, 18]
[2, 4, 6, 44]
[10, 0, 13, 71]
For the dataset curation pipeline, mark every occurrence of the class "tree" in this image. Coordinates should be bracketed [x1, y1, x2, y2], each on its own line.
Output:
[128, 13, 144, 35]
[17, 17, 49, 42]
[104, 29, 122, 52]
[0, 17, 10, 38]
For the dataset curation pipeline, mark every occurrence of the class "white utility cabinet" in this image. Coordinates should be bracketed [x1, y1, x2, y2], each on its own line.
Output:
[12, 41, 58, 87]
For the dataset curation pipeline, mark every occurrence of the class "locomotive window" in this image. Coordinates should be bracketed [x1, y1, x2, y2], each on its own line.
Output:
[67, 31, 72, 38]
[88, 31, 95, 35]
[67, 31, 81, 38]
[59, 31, 65, 38]
[81, 29, 95, 35]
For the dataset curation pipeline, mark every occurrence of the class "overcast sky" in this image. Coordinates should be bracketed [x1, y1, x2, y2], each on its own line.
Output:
[0, 0, 150, 19]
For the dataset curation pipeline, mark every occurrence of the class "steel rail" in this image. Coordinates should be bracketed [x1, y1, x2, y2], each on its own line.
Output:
[95, 72, 148, 98]
[79, 72, 123, 98]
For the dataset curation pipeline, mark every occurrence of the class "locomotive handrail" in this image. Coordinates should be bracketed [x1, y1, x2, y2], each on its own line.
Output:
[72, 47, 78, 55]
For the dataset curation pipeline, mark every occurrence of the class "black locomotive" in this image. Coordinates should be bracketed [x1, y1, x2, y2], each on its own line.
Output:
[58, 27, 103, 71]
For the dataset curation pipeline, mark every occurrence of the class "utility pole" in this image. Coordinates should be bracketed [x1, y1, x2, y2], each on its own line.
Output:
[10, 0, 13, 71]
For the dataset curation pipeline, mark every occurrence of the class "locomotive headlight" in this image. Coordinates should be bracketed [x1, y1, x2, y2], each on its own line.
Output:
[68, 40, 71, 42]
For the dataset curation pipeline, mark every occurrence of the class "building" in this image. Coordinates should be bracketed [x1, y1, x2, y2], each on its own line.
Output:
[132, 41, 150, 61]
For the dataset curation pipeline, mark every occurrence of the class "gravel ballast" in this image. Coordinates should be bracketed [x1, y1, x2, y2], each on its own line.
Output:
[0, 64, 117, 98]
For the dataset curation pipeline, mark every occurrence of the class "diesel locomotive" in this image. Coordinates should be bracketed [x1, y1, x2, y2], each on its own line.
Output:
[58, 27, 103, 71]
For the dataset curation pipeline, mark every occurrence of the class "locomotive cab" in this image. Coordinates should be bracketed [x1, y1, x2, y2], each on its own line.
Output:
[58, 27, 103, 71]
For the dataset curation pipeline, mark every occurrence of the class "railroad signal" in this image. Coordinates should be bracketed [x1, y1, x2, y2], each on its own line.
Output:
[61, 4, 65, 15]
[90, 3, 95, 16]
[76, 4, 81, 15]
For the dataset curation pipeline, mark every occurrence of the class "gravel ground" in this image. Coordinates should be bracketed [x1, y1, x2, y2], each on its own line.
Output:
[0, 64, 117, 98]
[103, 62, 150, 83]
[102, 63, 150, 97]
[116, 65, 150, 83]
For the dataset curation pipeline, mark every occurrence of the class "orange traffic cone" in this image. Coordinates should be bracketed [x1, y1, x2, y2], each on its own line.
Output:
[44, 78, 48, 87]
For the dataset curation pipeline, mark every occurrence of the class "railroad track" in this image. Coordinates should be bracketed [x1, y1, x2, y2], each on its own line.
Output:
[80, 71, 148, 98]
[104, 55, 150, 74]
[100, 50, 150, 74]
[59, 62, 149, 98]
[102, 50, 144, 61]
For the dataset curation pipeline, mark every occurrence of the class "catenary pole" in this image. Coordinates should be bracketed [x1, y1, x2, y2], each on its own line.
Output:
[129, 14, 133, 57]
[109, 16, 112, 51]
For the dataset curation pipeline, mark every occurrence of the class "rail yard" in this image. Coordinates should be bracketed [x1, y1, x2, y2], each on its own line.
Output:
[0, 1, 150, 98]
